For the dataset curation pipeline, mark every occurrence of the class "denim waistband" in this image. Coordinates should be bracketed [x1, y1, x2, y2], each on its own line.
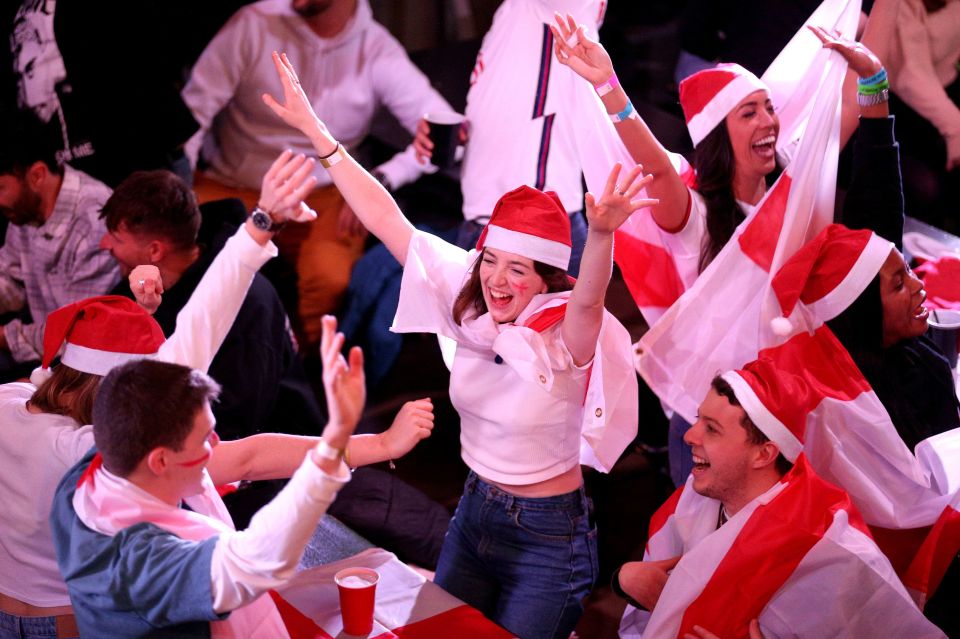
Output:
[464, 471, 586, 511]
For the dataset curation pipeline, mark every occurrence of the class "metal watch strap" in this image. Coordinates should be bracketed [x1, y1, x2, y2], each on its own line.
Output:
[856, 88, 889, 107]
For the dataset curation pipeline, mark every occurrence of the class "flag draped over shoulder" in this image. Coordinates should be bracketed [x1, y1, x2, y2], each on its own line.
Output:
[602, 0, 861, 328]
[602, 0, 960, 607]
[619, 457, 946, 639]
[634, 0, 859, 421]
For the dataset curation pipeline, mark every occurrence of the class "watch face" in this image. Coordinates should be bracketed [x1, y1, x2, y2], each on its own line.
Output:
[252, 208, 273, 231]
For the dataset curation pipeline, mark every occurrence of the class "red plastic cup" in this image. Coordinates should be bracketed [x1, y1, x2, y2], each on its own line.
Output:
[335, 567, 379, 636]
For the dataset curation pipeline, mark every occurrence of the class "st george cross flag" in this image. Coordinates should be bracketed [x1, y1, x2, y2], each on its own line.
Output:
[601, 0, 861, 327]
[634, 0, 860, 423]
[619, 456, 946, 639]
[274, 548, 515, 639]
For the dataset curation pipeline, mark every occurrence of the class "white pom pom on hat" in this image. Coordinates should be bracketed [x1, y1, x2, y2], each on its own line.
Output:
[769, 224, 894, 335]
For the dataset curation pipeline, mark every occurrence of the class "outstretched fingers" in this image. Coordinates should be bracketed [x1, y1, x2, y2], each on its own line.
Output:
[603, 161, 622, 196]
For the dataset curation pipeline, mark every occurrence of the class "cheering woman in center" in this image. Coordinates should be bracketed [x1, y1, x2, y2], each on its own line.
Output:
[264, 51, 655, 639]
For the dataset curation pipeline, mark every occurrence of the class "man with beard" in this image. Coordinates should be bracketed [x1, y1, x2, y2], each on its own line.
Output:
[182, 0, 452, 350]
[0, 108, 118, 379]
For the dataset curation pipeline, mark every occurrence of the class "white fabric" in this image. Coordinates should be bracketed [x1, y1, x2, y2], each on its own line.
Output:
[619, 475, 944, 639]
[461, 0, 632, 221]
[392, 231, 636, 482]
[483, 224, 571, 270]
[0, 383, 93, 606]
[182, 0, 452, 191]
[604, 0, 845, 328]
[60, 342, 156, 376]
[0, 224, 273, 608]
[276, 548, 467, 635]
[157, 225, 277, 373]
[636, 0, 857, 422]
[74, 455, 349, 637]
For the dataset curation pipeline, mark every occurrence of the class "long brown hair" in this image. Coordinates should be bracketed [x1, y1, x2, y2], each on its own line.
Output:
[28, 365, 103, 425]
[694, 123, 782, 273]
[451, 249, 574, 325]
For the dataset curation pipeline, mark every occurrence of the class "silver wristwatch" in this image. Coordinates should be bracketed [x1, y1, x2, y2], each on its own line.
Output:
[250, 206, 286, 233]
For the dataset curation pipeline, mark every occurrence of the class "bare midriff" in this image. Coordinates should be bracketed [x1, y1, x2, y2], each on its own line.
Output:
[485, 464, 583, 498]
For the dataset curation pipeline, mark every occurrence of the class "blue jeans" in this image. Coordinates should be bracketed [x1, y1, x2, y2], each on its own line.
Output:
[0, 611, 71, 639]
[435, 472, 598, 639]
[668, 413, 694, 488]
[455, 210, 587, 278]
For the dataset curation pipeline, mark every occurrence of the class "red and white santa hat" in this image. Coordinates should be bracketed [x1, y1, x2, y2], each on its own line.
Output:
[770, 224, 894, 335]
[476, 185, 572, 271]
[721, 358, 810, 463]
[30, 296, 166, 386]
[679, 63, 770, 148]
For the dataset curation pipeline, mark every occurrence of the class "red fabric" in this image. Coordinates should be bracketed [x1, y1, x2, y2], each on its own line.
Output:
[679, 67, 739, 123]
[42, 296, 165, 369]
[870, 525, 934, 577]
[523, 304, 566, 333]
[388, 605, 514, 639]
[268, 591, 335, 639]
[916, 256, 960, 310]
[215, 483, 239, 498]
[76, 453, 104, 488]
[613, 232, 687, 309]
[737, 174, 793, 272]
[646, 486, 685, 554]
[677, 456, 868, 638]
[903, 502, 960, 603]
[742, 327, 872, 441]
[770, 225, 875, 318]
[476, 185, 571, 251]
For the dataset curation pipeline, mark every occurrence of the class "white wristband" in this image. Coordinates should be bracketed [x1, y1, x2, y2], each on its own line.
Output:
[314, 439, 344, 461]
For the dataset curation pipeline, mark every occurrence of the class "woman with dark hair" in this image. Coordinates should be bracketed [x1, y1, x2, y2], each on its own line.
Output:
[264, 50, 654, 639]
[552, 14, 895, 485]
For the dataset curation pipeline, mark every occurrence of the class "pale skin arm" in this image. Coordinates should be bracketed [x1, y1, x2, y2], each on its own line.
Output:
[562, 163, 657, 365]
[206, 397, 434, 483]
[262, 52, 414, 265]
[551, 14, 690, 232]
[618, 556, 681, 611]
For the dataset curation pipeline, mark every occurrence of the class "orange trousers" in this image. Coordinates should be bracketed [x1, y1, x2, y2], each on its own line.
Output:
[193, 172, 364, 348]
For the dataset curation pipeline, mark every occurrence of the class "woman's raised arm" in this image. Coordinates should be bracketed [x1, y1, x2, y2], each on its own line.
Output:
[562, 163, 657, 365]
[262, 51, 416, 265]
[551, 14, 690, 232]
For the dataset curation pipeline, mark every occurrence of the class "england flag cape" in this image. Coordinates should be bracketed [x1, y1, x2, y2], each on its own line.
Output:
[618, 0, 960, 598]
[73, 454, 290, 638]
[619, 456, 945, 639]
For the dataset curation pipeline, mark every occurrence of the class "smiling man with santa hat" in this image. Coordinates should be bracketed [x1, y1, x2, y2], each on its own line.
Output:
[615, 358, 946, 638]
